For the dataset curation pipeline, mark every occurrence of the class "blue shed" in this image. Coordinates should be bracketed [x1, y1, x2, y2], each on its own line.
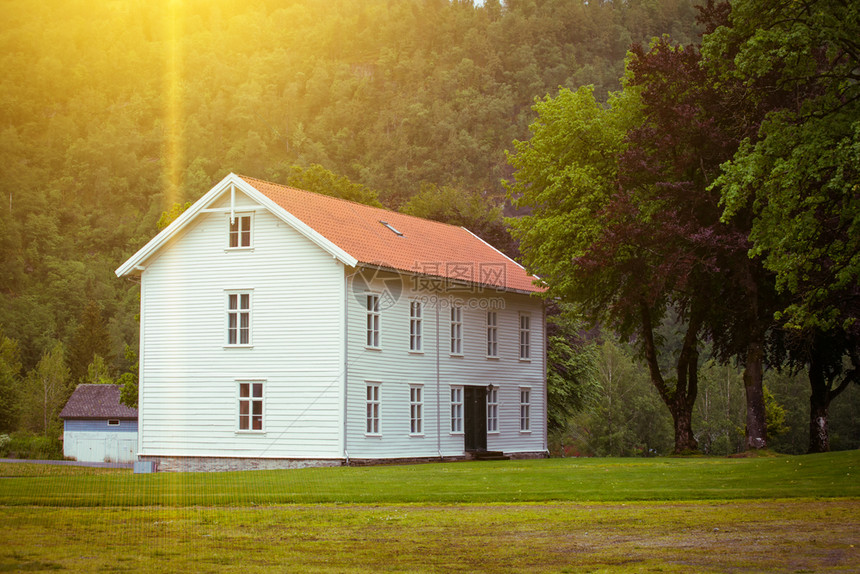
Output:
[59, 384, 138, 463]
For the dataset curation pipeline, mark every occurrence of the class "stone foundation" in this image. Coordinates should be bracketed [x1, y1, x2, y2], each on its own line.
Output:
[347, 455, 469, 466]
[507, 451, 549, 460]
[348, 451, 547, 465]
[138, 450, 548, 472]
[137, 455, 343, 472]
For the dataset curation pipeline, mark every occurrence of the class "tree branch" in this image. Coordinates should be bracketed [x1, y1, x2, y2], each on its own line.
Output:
[639, 299, 671, 403]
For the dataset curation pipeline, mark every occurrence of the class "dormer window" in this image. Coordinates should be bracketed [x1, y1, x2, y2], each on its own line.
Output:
[229, 215, 252, 248]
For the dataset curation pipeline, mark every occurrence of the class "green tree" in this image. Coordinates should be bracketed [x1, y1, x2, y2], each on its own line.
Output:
[545, 306, 600, 434]
[282, 164, 382, 207]
[565, 340, 673, 457]
[764, 385, 789, 441]
[20, 342, 70, 437]
[82, 354, 114, 385]
[156, 201, 192, 231]
[66, 301, 113, 385]
[707, 0, 859, 332]
[117, 345, 139, 409]
[401, 183, 516, 256]
[0, 329, 23, 432]
[692, 359, 746, 455]
[704, 0, 860, 452]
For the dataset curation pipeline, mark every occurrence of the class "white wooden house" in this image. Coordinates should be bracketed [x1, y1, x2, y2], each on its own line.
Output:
[59, 384, 138, 463]
[116, 173, 546, 471]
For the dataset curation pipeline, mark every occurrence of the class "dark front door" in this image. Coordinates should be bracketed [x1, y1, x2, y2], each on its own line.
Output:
[464, 386, 487, 452]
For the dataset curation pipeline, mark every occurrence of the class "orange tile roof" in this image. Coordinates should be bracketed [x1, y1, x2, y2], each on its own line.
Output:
[241, 176, 543, 294]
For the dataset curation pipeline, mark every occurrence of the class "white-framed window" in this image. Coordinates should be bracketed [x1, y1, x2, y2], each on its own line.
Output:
[487, 387, 499, 433]
[519, 313, 531, 360]
[410, 385, 423, 435]
[227, 291, 251, 346]
[228, 214, 253, 248]
[238, 381, 264, 431]
[409, 301, 423, 352]
[487, 311, 498, 357]
[107, 419, 120, 427]
[450, 306, 463, 355]
[520, 387, 531, 432]
[450, 386, 463, 433]
[366, 294, 380, 348]
[366, 383, 381, 435]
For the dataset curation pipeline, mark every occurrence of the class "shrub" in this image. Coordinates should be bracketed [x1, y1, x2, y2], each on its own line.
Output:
[0, 431, 63, 460]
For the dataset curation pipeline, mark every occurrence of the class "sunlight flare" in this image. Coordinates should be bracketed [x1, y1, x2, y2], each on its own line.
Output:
[163, 0, 183, 209]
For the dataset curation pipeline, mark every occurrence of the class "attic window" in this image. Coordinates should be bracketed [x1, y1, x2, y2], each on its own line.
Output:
[107, 419, 120, 426]
[229, 215, 253, 248]
[379, 220, 404, 237]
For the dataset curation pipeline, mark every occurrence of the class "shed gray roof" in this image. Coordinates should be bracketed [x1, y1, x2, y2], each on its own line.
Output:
[59, 384, 138, 420]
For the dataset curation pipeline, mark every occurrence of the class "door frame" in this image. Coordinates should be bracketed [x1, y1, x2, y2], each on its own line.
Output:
[463, 385, 487, 452]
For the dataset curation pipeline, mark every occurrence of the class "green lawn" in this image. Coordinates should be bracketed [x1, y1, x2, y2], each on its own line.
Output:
[1, 452, 857, 572]
[1, 450, 858, 506]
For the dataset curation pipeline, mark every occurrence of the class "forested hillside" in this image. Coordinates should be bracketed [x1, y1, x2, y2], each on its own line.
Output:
[0, 0, 702, 373]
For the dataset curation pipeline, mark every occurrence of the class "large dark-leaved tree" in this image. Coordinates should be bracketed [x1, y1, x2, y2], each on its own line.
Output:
[619, 29, 785, 451]
[506, 82, 718, 453]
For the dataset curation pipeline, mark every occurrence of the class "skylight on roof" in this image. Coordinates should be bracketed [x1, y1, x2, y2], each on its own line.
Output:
[379, 220, 404, 237]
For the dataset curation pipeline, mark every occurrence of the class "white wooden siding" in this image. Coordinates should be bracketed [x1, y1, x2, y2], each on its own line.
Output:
[345, 273, 545, 459]
[139, 190, 345, 459]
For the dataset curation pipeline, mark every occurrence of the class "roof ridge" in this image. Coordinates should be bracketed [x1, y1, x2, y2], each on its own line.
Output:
[238, 174, 394, 213]
[238, 174, 472, 233]
[76, 383, 120, 387]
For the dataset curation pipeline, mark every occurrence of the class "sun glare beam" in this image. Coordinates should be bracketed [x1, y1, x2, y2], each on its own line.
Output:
[164, 0, 183, 209]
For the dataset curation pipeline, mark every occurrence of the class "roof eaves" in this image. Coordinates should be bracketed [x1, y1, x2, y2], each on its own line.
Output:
[60, 415, 138, 420]
[458, 227, 546, 293]
[115, 173, 240, 277]
[116, 174, 361, 278]
[459, 226, 527, 273]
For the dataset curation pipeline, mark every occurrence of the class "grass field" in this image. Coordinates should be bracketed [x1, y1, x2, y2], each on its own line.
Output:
[1, 451, 858, 572]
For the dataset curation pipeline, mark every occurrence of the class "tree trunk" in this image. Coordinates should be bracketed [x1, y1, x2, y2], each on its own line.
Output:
[735, 256, 769, 451]
[807, 347, 832, 453]
[805, 341, 860, 453]
[43, 381, 48, 437]
[743, 340, 767, 450]
[639, 300, 700, 454]
[808, 394, 830, 453]
[673, 318, 699, 454]
[671, 395, 698, 453]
